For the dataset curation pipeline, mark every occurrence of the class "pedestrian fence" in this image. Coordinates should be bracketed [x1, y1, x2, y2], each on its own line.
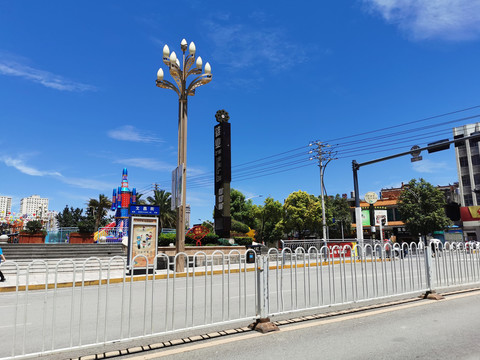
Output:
[1, 241, 480, 359]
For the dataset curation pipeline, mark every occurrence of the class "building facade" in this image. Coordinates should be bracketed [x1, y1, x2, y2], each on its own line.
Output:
[453, 123, 480, 240]
[20, 195, 49, 217]
[0, 196, 12, 217]
[453, 123, 480, 206]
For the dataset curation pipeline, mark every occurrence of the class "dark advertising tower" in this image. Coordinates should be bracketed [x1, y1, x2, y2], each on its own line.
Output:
[214, 110, 231, 238]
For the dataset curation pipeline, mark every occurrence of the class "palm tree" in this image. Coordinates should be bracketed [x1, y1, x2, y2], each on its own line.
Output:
[135, 193, 147, 205]
[147, 189, 176, 229]
[87, 194, 112, 231]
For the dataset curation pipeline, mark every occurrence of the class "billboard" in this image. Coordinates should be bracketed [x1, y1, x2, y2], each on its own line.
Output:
[129, 216, 159, 270]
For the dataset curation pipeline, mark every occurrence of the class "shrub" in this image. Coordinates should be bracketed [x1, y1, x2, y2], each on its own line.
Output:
[158, 233, 176, 246]
[231, 219, 249, 234]
[234, 237, 253, 246]
[25, 220, 43, 234]
[77, 218, 96, 234]
[203, 233, 219, 245]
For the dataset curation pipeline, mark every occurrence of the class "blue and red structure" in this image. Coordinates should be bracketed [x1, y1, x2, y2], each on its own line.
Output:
[111, 168, 137, 238]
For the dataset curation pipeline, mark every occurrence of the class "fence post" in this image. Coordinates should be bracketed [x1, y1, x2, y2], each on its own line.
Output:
[422, 236, 444, 300]
[249, 254, 279, 333]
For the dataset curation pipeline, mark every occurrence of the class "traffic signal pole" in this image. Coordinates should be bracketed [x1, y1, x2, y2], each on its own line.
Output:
[352, 134, 479, 246]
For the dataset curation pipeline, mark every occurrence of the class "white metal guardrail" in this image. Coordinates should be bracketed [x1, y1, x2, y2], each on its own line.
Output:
[1, 241, 480, 359]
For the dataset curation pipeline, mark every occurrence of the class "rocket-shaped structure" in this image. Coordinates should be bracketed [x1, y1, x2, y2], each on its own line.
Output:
[111, 168, 136, 236]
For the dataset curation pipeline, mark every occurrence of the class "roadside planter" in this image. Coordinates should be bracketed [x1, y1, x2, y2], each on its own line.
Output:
[18, 233, 46, 243]
[69, 233, 95, 244]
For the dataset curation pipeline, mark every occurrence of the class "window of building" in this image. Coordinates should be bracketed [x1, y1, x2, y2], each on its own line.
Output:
[464, 194, 473, 206]
[475, 173, 480, 186]
[462, 175, 471, 186]
[459, 156, 469, 167]
[472, 154, 480, 166]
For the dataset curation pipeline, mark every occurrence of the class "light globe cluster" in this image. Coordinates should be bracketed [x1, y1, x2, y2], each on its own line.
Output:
[156, 39, 212, 96]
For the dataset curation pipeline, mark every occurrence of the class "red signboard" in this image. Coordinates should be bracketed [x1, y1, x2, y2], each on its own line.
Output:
[326, 242, 355, 258]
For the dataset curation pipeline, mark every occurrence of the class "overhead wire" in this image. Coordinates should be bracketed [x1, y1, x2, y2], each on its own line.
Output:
[141, 105, 480, 191]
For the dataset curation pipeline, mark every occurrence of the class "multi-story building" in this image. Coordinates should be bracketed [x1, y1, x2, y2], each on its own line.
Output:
[453, 123, 480, 206]
[453, 123, 480, 240]
[20, 195, 49, 218]
[0, 196, 12, 217]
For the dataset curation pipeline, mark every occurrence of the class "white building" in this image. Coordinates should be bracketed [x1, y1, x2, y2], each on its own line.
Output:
[0, 196, 12, 217]
[20, 195, 49, 218]
[453, 123, 480, 240]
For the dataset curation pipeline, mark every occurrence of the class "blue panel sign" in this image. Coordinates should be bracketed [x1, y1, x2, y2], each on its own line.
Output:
[130, 205, 160, 215]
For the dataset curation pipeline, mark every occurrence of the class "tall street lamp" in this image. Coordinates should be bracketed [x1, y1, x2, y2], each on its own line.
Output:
[156, 39, 212, 272]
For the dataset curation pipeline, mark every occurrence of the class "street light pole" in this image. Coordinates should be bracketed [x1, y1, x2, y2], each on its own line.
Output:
[156, 39, 212, 272]
[309, 141, 336, 240]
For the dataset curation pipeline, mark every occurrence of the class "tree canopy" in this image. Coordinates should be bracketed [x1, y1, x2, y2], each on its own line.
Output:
[398, 178, 451, 237]
[87, 194, 112, 231]
[326, 195, 352, 239]
[147, 189, 176, 229]
[230, 189, 256, 228]
[253, 197, 283, 244]
[56, 206, 84, 228]
[281, 190, 322, 238]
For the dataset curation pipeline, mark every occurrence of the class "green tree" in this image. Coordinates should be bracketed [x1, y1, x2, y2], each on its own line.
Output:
[398, 178, 451, 239]
[326, 195, 352, 239]
[87, 194, 112, 231]
[135, 193, 147, 205]
[230, 189, 256, 228]
[281, 190, 322, 238]
[253, 197, 283, 244]
[147, 189, 176, 229]
[56, 206, 84, 228]
[25, 220, 43, 234]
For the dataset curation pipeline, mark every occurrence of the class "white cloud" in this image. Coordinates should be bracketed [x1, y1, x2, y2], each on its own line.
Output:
[1, 156, 112, 190]
[1, 156, 62, 177]
[203, 12, 310, 72]
[411, 159, 449, 173]
[59, 177, 112, 190]
[107, 125, 163, 143]
[114, 158, 174, 171]
[363, 0, 480, 41]
[0, 53, 96, 91]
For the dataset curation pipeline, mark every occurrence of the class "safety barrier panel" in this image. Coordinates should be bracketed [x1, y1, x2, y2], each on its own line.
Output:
[1, 241, 480, 359]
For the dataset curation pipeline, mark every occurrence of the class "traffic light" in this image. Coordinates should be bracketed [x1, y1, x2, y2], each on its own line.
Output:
[427, 139, 450, 153]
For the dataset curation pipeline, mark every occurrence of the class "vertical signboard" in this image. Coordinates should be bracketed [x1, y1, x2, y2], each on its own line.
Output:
[171, 164, 184, 210]
[128, 216, 159, 270]
[214, 110, 231, 238]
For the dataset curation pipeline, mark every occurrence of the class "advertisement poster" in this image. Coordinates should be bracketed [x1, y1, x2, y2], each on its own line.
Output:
[130, 217, 158, 269]
[361, 209, 370, 226]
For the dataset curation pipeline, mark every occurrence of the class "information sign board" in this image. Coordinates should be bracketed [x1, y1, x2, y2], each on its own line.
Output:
[128, 216, 158, 270]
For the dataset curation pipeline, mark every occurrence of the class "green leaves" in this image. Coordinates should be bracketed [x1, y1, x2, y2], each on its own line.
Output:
[398, 178, 451, 236]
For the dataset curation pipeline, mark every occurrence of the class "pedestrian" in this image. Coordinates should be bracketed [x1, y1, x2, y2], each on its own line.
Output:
[0, 246, 6, 282]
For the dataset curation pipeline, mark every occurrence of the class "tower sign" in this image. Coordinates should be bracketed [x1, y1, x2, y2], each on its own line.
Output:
[214, 109, 231, 238]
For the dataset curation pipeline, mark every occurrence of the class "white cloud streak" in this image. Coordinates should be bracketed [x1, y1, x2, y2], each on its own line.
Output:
[107, 125, 163, 143]
[203, 11, 310, 72]
[363, 0, 480, 41]
[0, 54, 96, 91]
[412, 159, 449, 173]
[1, 156, 111, 190]
[2, 156, 62, 177]
[114, 158, 174, 171]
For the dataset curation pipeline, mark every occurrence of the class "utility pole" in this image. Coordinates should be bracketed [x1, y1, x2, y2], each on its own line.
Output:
[309, 141, 337, 240]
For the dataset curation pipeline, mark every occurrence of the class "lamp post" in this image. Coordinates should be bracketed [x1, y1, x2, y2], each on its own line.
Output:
[156, 39, 212, 272]
[246, 195, 263, 201]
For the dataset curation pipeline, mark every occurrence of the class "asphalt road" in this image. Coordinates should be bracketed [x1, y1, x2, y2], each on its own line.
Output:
[118, 289, 480, 360]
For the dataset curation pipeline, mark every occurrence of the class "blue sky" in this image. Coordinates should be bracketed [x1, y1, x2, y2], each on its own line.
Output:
[1, 0, 480, 225]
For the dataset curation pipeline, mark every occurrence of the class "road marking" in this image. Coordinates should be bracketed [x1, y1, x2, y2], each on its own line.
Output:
[124, 289, 480, 359]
